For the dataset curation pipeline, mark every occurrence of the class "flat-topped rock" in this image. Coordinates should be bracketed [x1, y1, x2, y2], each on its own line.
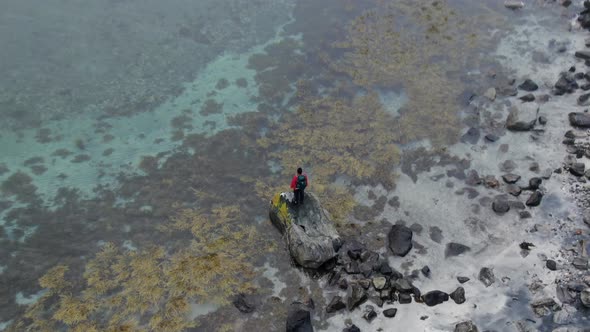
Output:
[269, 192, 342, 269]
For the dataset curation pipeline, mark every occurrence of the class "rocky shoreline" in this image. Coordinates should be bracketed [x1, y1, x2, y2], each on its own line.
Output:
[275, 2, 590, 331]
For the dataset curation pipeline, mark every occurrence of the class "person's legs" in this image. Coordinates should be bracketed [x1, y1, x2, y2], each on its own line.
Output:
[299, 189, 305, 205]
[293, 189, 299, 204]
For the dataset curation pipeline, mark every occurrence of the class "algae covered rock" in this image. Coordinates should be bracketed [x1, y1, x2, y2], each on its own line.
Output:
[269, 192, 342, 269]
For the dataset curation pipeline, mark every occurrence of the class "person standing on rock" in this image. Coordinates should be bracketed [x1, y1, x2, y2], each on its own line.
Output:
[290, 167, 308, 205]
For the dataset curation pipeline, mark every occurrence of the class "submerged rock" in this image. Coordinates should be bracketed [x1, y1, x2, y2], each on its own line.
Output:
[286, 301, 313, 332]
[455, 320, 478, 332]
[506, 105, 538, 131]
[269, 192, 342, 269]
[492, 199, 510, 214]
[388, 224, 413, 257]
[518, 79, 538, 91]
[445, 242, 471, 257]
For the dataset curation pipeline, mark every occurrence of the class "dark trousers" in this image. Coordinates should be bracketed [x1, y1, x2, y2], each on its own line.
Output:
[294, 189, 304, 204]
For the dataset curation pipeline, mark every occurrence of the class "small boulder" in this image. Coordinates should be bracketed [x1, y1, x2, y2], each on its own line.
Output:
[492, 199, 510, 214]
[502, 173, 521, 184]
[546, 260, 557, 271]
[450, 287, 466, 304]
[572, 257, 589, 270]
[388, 224, 413, 257]
[479, 267, 495, 287]
[575, 50, 590, 60]
[343, 325, 361, 332]
[518, 79, 538, 91]
[457, 276, 470, 284]
[445, 242, 471, 257]
[528, 177, 542, 190]
[383, 308, 398, 318]
[526, 191, 543, 207]
[362, 305, 377, 322]
[286, 301, 313, 332]
[506, 105, 538, 131]
[554, 74, 578, 94]
[570, 163, 585, 177]
[581, 288, 590, 308]
[398, 293, 412, 304]
[506, 184, 522, 196]
[579, 93, 590, 106]
[519, 93, 535, 102]
[423, 290, 449, 307]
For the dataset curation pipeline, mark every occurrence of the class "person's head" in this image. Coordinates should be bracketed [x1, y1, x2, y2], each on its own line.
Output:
[297, 167, 303, 175]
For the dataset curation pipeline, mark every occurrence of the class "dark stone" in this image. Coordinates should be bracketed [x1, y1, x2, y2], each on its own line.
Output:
[445, 242, 471, 257]
[421, 265, 431, 277]
[233, 293, 255, 313]
[518, 79, 538, 91]
[455, 321, 479, 332]
[422, 290, 449, 307]
[339, 278, 348, 290]
[398, 293, 412, 304]
[573, 257, 589, 270]
[343, 325, 361, 332]
[450, 287, 466, 304]
[484, 134, 499, 142]
[554, 74, 578, 94]
[519, 211, 532, 219]
[569, 112, 590, 127]
[506, 105, 538, 131]
[519, 93, 535, 102]
[575, 50, 590, 61]
[570, 163, 586, 176]
[502, 173, 521, 184]
[363, 306, 377, 322]
[526, 191, 543, 206]
[492, 199, 510, 214]
[579, 93, 590, 106]
[393, 278, 414, 293]
[345, 261, 361, 274]
[347, 242, 364, 260]
[378, 262, 393, 276]
[457, 276, 470, 284]
[286, 301, 313, 332]
[582, 83, 590, 91]
[326, 296, 346, 313]
[575, 72, 586, 80]
[388, 224, 413, 257]
[383, 308, 398, 318]
[506, 184, 522, 196]
[546, 260, 557, 271]
[519, 242, 534, 250]
[538, 116, 547, 125]
[347, 285, 368, 311]
[528, 177, 542, 190]
[465, 170, 482, 186]
[479, 267, 495, 287]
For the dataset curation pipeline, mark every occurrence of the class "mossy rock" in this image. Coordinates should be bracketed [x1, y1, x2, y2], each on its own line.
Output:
[269, 192, 342, 269]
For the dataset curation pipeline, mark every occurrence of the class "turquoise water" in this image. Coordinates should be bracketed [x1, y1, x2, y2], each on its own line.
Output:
[0, 0, 581, 331]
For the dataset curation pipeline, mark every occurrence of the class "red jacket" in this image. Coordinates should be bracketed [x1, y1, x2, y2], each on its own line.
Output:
[290, 174, 308, 190]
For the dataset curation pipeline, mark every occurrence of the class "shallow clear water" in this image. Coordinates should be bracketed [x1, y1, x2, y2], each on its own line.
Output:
[0, 0, 587, 331]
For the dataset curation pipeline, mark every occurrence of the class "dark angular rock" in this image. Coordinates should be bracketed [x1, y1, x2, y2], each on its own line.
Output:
[345, 261, 361, 274]
[286, 301, 313, 332]
[339, 278, 348, 290]
[445, 242, 471, 257]
[388, 224, 413, 257]
[363, 305, 377, 322]
[455, 321, 479, 332]
[519, 93, 535, 102]
[378, 262, 393, 276]
[502, 173, 521, 184]
[457, 276, 470, 284]
[398, 293, 412, 304]
[479, 267, 495, 287]
[569, 112, 590, 127]
[573, 257, 589, 270]
[570, 162, 586, 176]
[465, 170, 482, 186]
[343, 325, 361, 332]
[233, 293, 255, 313]
[450, 287, 466, 304]
[546, 260, 557, 271]
[492, 199, 510, 214]
[422, 290, 449, 307]
[383, 308, 398, 318]
[526, 191, 543, 206]
[326, 296, 346, 313]
[518, 79, 538, 91]
[421, 265, 431, 277]
[484, 134, 499, 142]
[554, 74, 578, 94]
[347, 285, 368, 311]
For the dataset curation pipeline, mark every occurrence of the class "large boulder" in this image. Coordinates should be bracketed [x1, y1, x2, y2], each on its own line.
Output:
[269, 192, 342, 269]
